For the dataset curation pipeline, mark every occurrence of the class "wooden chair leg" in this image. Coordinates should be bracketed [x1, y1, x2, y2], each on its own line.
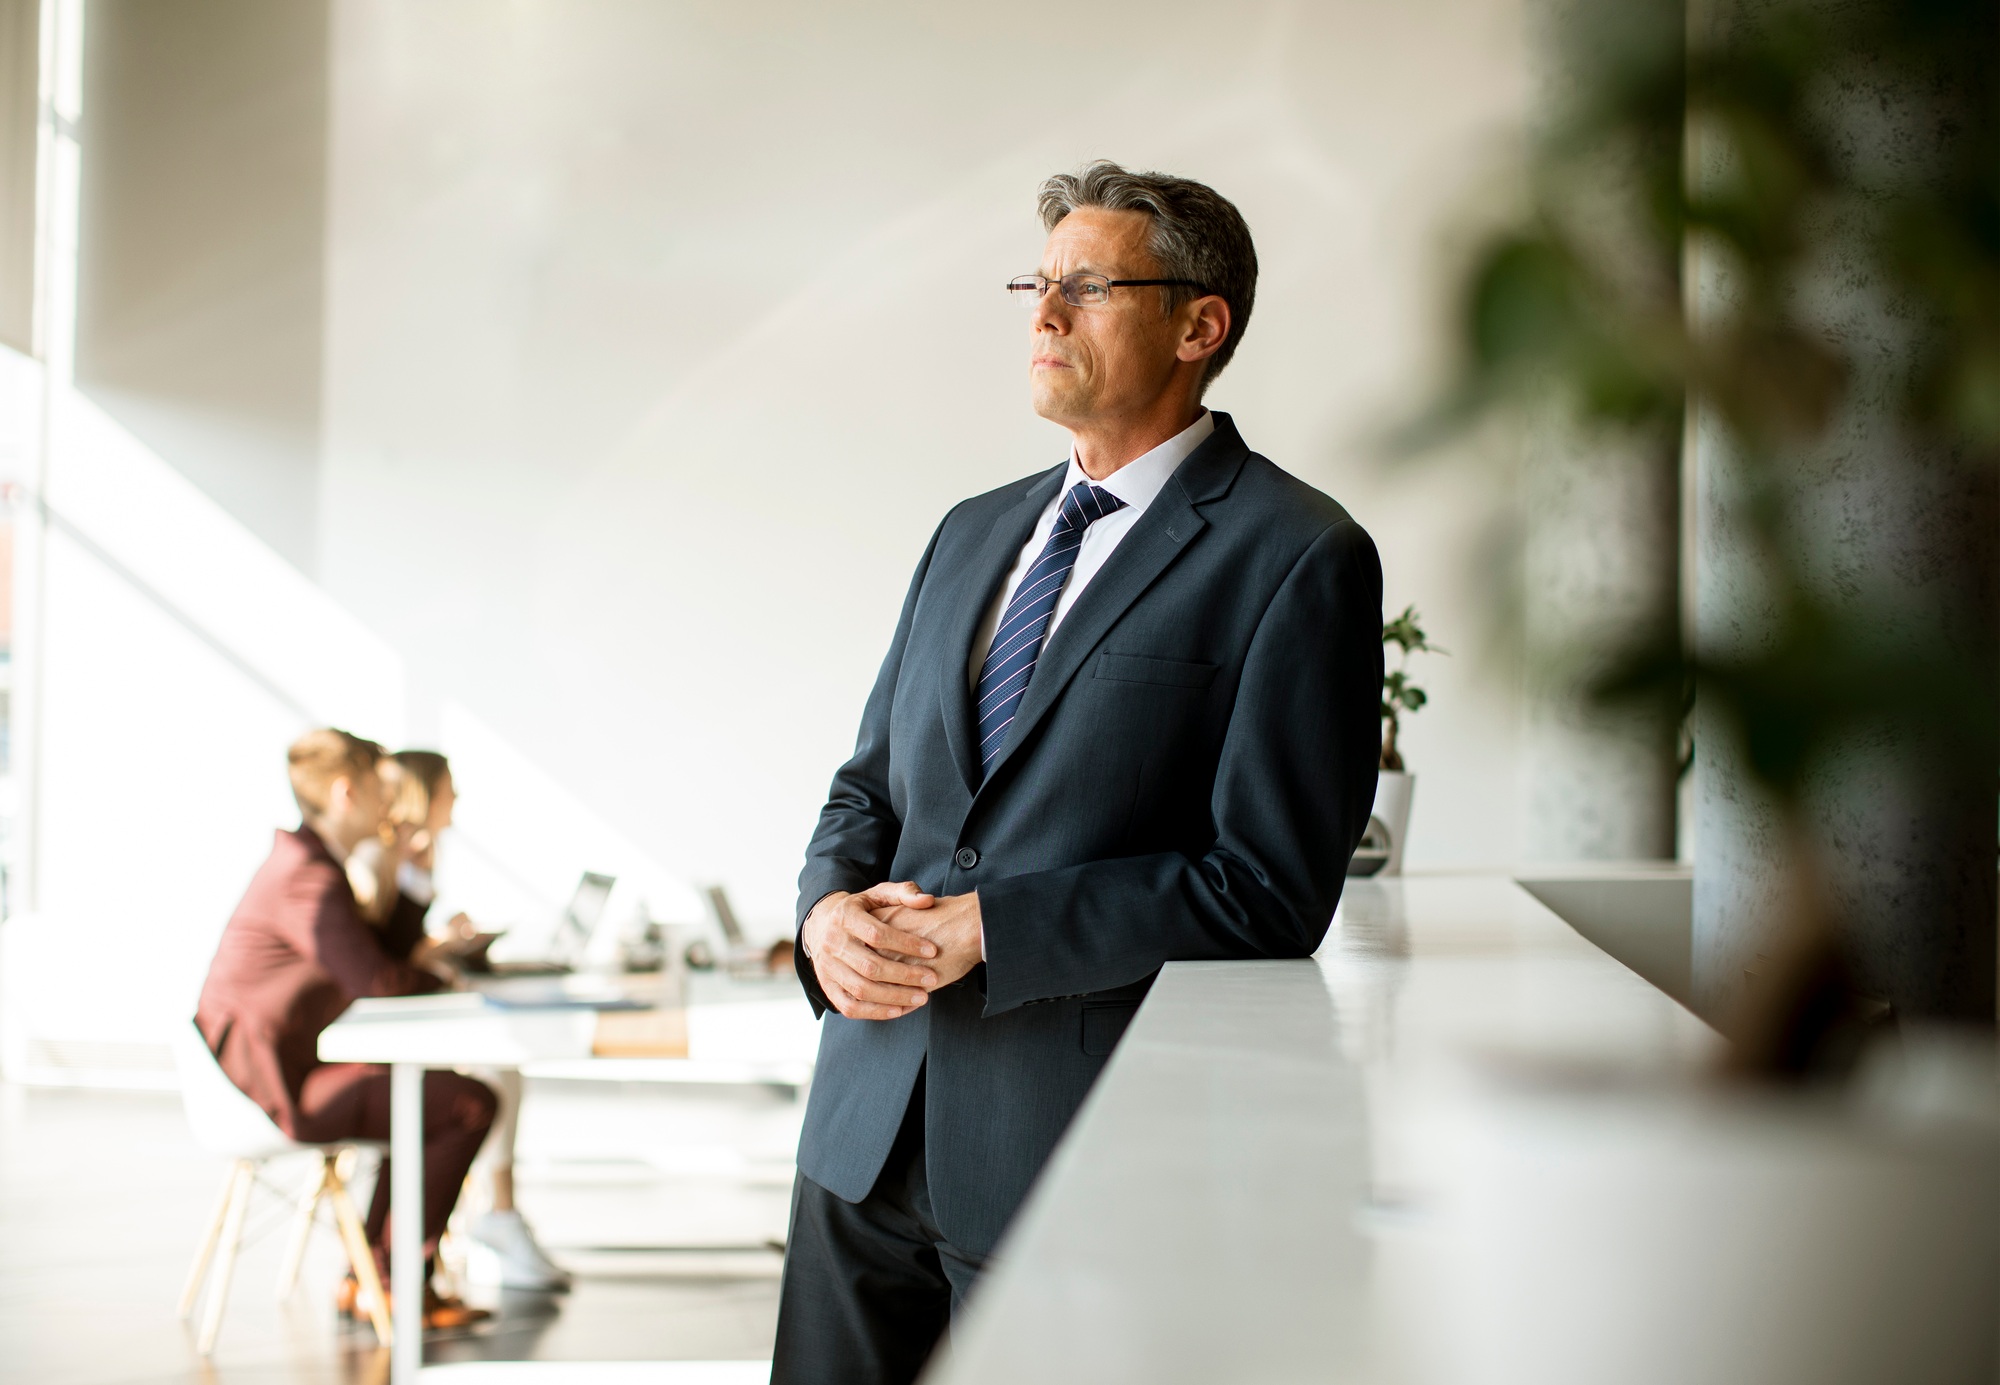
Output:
[177, 1164, 242, 1320]
[275, 1152, 329, 1300]
[328, 1168, 394, 1347]
[195, 1161, 255, 1355]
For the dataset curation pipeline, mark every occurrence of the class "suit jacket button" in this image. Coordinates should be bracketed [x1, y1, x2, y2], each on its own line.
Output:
[955, 847, 979, 870]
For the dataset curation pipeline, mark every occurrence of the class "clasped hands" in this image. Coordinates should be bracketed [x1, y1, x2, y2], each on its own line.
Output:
[801, 883, 983, 1020]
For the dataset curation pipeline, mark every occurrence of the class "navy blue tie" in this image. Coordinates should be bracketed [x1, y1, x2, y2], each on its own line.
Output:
[974, 482, 1127, 777]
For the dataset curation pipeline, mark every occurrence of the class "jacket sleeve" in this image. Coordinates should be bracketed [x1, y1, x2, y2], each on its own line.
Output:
[281, 863, 443, 1000]
[975, 518, 1383, 1015]
[792, 518, 947, 1016]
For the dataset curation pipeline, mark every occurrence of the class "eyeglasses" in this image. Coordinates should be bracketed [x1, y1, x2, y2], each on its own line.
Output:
[1006, 272, 1207, 307]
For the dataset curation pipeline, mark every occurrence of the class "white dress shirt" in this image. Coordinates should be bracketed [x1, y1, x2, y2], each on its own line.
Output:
[967, 410, 1214, 688]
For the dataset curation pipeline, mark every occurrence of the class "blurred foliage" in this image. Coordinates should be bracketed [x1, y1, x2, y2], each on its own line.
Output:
[1381, 605, 1445, 772]
[1421, 0, 1999, 810]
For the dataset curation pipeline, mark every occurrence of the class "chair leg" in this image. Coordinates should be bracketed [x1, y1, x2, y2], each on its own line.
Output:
[177, 1163, 243, 1320]
[196, 1161, 256, 1355]
[433, 1228, 461, 1301]
[275, 1152, 329, 1300]
[328, 1166, 394, 1347]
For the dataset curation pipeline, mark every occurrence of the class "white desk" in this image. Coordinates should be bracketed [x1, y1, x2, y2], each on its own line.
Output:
[932, 875, 1718, 1385]
[319, 984, 816, 1385]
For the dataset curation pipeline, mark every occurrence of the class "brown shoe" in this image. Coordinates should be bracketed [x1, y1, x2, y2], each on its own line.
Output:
[336, 1276, 490, 1333]
[421, 1286, 491, 1332]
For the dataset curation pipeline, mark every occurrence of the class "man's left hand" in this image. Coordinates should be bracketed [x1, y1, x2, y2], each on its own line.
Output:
[874, 891, 984, 990]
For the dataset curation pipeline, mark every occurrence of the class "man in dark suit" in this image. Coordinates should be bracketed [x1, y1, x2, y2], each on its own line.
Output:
[773, 161, 1383, 1383]
[195, 728, 495, 1329]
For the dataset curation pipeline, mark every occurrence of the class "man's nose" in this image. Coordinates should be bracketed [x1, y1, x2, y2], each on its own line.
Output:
[1031, 281, 1069, 334]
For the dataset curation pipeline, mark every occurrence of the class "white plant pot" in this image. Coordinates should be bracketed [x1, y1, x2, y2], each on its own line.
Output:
[1439, 1051, 2000, 1385]
[1372, 770, 1415, 876]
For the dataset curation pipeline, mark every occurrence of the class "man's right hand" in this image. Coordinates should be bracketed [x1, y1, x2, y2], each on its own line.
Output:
[801, 882, 939, 1020]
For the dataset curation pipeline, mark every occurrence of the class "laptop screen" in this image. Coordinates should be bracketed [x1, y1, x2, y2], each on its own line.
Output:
[568, 872, 616, 932]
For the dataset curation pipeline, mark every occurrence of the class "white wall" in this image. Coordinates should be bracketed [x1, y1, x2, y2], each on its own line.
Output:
[320, 0, 1531, 929]
[5, 0, 1533, 1076]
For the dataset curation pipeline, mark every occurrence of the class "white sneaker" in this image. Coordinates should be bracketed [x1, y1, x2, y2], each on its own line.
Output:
[465, 1209, 573, 1292]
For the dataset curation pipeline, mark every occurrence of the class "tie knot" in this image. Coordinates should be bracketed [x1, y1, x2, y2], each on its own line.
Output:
[1056, 482, 1127, 532]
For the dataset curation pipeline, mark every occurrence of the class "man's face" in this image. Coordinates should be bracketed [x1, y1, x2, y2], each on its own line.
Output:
[338, 766, 391, 841]
[1028, 208, 1190, 428]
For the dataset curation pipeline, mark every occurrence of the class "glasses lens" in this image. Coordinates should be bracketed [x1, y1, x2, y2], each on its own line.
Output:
[1060, 274, 1111, 307]
[1006, 275, 1046, 302]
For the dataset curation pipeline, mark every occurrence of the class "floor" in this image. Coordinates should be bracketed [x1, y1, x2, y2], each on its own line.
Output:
[0, 1077, 799, 1384]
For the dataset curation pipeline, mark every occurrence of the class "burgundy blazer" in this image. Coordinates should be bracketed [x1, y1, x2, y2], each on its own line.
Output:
[195, 825, 441, 1136]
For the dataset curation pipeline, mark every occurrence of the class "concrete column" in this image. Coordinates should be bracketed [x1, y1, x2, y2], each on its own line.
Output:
[1522, 420, 1682, 862]
[1519, 0, 1684, 865]
[1692, 2, 1999, 1024]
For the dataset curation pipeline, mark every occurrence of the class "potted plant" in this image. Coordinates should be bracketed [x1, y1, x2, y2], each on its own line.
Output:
[1352, 606, 1443, 876]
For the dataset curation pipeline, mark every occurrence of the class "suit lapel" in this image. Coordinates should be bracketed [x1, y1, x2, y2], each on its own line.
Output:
[938, 468, 1065, 792]
[977, 419, 1249, 791]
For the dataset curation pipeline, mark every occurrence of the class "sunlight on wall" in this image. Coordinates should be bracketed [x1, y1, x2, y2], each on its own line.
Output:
[0, 355, 701, 1080]
[435, 695, 705, 949]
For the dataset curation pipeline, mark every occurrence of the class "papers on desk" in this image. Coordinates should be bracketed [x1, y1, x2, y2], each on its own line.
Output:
[341, 977, 652, 1023]
[470, 976, 652, 1011]
[345, 993, 489, 1021]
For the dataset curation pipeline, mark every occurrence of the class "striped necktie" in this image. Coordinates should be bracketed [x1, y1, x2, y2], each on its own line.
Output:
[974, 482, 1127, 777]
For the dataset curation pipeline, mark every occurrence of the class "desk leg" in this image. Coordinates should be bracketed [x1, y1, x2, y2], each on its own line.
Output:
[391, 1062, 424, 1385]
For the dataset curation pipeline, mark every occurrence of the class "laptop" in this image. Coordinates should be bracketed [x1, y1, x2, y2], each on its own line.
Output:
[707, 883, 788, 978]
[706, 884, 747, 948]
[464, 871, 618, 978]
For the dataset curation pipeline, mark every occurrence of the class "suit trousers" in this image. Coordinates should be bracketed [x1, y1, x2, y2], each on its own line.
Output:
[772, 1068, 989, 1385]
[290, 1062, 497, 1271]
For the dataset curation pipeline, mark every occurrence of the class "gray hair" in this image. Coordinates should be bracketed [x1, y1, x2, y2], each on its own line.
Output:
[1037, 160, 1259, 388]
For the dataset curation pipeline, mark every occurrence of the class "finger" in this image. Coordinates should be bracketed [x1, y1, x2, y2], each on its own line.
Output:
[849, 913, 939, 960]
[831, 946, 937, 994]
[833, 992, 917, 1021]
[855, 880, 936, 910]
[837, 941, 938, 989]
[820, 954, 930, 1009]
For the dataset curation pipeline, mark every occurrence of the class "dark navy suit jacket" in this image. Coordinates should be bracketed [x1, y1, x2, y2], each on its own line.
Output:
[793, 412, 1383, 1255]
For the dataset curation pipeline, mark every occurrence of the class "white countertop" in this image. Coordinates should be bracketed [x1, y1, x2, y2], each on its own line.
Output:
[933, 875, 1720, 1385]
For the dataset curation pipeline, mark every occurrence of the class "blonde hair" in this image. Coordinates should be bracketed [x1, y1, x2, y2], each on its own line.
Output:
[287, 728, 384, 816]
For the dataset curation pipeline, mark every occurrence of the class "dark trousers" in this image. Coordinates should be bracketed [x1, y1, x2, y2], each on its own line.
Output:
[291, 1062, 497, 1271]
[772, 1069, 988, 1385]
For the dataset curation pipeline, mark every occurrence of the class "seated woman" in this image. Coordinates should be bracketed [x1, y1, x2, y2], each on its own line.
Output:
[194, 729, 496, 1330]
[388, 749, 572, 1293]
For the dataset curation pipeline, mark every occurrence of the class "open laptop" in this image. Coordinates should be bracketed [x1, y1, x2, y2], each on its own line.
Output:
[707, 883, 789, 977]
[458, 870, 618, 978]
[706, 884, 747, 948]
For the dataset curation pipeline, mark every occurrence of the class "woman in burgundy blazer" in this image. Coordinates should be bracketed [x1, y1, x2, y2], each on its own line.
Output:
[194, 731, 495, 1316]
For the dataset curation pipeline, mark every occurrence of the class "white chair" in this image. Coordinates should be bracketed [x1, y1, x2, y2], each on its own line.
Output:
[170, 1020, 393, 1352]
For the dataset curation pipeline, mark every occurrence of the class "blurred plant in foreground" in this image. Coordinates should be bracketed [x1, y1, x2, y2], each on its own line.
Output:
[1418, 0, 1999, 1061]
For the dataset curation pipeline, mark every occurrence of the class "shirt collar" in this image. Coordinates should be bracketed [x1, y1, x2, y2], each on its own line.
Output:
[1061, 409, 1214, 517]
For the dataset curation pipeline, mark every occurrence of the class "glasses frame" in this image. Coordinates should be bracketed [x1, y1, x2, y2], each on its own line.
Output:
[1006, 272, 1209, 307]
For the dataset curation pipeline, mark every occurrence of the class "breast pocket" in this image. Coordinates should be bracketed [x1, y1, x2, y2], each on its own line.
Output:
[1093, 653, 1218, 689]
[1081, 1002, 1142, 1056]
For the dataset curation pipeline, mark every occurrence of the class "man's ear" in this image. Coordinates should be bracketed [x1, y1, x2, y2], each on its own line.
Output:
[1179, 296, 1231, 364]
[324, 775, 354, 816]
